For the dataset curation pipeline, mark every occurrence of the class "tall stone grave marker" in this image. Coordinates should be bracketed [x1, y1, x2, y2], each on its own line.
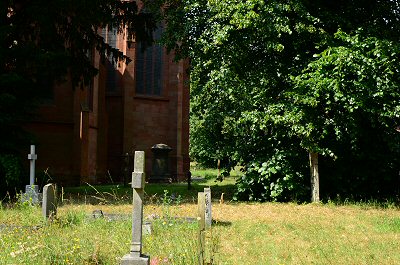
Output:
[24, 145, 40, 204]
[204, 187, 212, 228]
[42, 184, 57, 219]
[121, 151, 150, 265]
[197, 192, 206, 265]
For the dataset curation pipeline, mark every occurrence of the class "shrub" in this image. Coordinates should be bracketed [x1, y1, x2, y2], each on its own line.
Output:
[234, 151, 308, 202]
[0, 154, 25, 199]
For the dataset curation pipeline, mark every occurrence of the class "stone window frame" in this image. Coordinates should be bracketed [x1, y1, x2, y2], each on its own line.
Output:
[134, 25, 167, 98]
[102, 27, 123, 96]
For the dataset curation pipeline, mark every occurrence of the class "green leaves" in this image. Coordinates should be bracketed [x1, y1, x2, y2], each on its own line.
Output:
[164, 0, 400, 201]
[234, 150, 308, 202]
[284, 31, 400, 154]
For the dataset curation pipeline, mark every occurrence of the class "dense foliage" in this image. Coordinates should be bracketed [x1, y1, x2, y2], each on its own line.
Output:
[163, 0, 400, 201]
[0, 0, 163, 197]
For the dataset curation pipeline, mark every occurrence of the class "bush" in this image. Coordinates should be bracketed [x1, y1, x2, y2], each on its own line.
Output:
[0, 154, 25, 199]
[234, 151, 308, 202]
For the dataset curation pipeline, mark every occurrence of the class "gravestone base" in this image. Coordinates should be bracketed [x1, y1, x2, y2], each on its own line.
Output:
[22, 185, 42, 204]
[120, 253, 150, 265]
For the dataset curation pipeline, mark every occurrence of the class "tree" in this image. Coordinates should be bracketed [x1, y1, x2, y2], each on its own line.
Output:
[0, 0, 162, 197]
[163, 0, 400, 201]
[282, 31, 400, 200]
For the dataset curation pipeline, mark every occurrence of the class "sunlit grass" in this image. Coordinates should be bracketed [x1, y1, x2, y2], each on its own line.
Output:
[0, 201, 199, 265]
[211, 203, 400, 264]
[2, 169, 400, 264]
[2, 199, 400, 264]
[190, 163, 240, 186]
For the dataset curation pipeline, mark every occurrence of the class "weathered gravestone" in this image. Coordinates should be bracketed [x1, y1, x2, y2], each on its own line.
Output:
[149, 144, 172, 183]
[42, 184, 57, 219]
[204, 187, 212, 228]
[121, 151, 150, 265]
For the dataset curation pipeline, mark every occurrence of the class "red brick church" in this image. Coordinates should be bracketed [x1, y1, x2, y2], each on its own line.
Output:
[23, 27, 190, 186]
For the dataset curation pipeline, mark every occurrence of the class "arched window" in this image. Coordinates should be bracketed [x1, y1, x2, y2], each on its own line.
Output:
[101, 27, 122, 95]
[135, 26, 164, 96]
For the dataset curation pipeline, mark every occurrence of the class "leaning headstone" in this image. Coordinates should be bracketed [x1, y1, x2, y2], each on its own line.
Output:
[197, 192, 206, 265]
[23, 145, 41, 204]
[42, 184, 57, 219]
[204, 187, 212, 228]
[121, 151, 150, 265]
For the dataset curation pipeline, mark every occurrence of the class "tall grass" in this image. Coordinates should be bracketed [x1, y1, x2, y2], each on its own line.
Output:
[0, 195, 201, 265]
[2, 171, 400, 264]
[2, 199, 400, 264]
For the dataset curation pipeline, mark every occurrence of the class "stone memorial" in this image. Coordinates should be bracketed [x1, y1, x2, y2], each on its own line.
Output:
[121, 151, 150, 265]
[42, 183, 57, 219]
[149, 144, 172, 183]
[197, 192, 206, 264]
[23, 145, 41, 204]
[204, 187, 212, 228]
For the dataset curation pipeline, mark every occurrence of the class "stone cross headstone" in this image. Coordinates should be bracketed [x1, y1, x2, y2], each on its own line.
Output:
[197, 192, 206, 265]
[42, 184, 57, 219]
[28, 145, 37, 185]
[24, 145, 40, 204]
[121, 151, 150, 265]
[204, 187, 212, 228]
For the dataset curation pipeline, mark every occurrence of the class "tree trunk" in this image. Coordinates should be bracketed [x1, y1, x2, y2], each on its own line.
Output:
[309, 151, 320, 202]
[217, 159, 221, 178]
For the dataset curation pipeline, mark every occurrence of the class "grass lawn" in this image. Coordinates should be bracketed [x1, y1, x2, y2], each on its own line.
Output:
[1, 169, 400, 264]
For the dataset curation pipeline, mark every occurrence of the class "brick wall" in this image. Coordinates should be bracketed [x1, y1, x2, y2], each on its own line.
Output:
[23, 29, 189, 186]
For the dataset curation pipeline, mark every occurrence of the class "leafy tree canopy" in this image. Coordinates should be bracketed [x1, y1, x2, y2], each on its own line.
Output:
[163, 0, 400, 201]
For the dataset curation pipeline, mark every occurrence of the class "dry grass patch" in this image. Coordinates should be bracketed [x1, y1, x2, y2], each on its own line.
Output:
[210, 202, 400, 264]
